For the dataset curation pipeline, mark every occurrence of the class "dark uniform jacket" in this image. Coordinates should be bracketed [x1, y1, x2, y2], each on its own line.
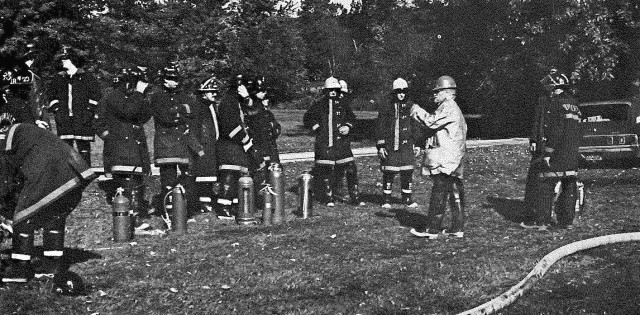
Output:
[95, 87, 152, 175]
[0, 123, 96, 224]
[303, 96, 356, 165]
[376, 97, 423, 171]
[191, 99, 220, 181]
[217, 95, 253, 173]
[245, 105, 281, 166]
[47, 69, 102, 140]
[1, 92, 36, 125]
[150, 89, 203, 166]
[531, 92, 582, 176]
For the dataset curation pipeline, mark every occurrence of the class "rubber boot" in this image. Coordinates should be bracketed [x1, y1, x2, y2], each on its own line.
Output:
[426, 174, 450, 233]
[345, 162, 364, 206]
[37, 216, 66, 278]
[400, 170, 417, 207]
[446, 178, 465, 237]
[382, 171, 394, 208]
[3, 229, 35, 283]
[217, 172, 237, 219]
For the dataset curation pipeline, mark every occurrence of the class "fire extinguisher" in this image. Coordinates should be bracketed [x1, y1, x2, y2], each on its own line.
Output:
[171, 184, 188, 233]
[237, 172, 256, 225]
[269, 163, 285, 224]
[112, 187, 133, 242]
[298, 171, 313, 218]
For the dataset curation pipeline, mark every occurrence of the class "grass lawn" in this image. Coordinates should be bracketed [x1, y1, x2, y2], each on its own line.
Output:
[1, 143, 639, 314]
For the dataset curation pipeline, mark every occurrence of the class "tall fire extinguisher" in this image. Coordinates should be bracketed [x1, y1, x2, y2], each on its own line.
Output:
[237, 172, 256, 225]
[112, 187, 133, 242]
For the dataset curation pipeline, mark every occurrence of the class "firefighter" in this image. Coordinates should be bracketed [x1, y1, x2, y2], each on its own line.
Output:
[95, 67, 153, 229]
[1, 64, 36, 126]
[245, 76, 282, 190]
[46, 47, 102, 166]
[150, 65, 204, 217]
[521, 70, 582, 230]
[376, 78, 423, 208]
[303, 76, 364, 207]
[192, 76, 221, 213]
[215, 76, 256, 219]
[409, 75, 467, 239]
[0, 122, 96, 283]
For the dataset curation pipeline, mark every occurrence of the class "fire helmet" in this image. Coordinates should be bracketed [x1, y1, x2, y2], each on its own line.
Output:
[432, 75, 457, 91]
[392, 78, 408, 90]
[198, 76, 220, 93]
[162, 65, 180, 81]
[339, 80, 349, 93]
[52, 271, 87, 296]
[541, 70, 570, 89]
[324, 76, 341, 90]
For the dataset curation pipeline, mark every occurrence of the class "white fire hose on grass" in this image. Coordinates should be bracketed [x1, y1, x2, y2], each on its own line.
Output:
[457, 232, 640, 315]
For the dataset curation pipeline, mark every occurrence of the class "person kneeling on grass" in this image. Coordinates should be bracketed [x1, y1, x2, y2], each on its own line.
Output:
[0, 122, 96, 283]
[409, 75, 467, 239]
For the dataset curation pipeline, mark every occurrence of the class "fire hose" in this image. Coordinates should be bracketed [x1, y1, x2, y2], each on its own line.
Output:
[457, 232, 640, 315]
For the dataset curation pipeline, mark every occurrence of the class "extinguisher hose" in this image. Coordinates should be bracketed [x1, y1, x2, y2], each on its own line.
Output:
[160, 189, 173, 230]
[457, 232, 640, 315]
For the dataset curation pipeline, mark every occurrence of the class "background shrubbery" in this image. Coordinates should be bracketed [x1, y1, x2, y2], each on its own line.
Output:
[3, 0, 640, 138]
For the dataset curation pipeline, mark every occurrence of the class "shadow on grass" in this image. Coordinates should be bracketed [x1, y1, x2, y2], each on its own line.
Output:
[484, 195, 532, 224]
[374, 208, 427, 229]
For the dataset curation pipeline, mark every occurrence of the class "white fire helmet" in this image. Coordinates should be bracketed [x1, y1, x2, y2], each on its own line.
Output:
[324, 76, 341, 89]
[392, 78, 408, 90]
[339, 80, 348, 93]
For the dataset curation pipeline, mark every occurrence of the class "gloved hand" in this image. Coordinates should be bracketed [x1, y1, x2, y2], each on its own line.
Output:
[237, 85, 249, 99]
[338, 125, 350, 135]
[529, 142, 537, 154]
[413, 145, 422, 157]
[136, 81, 149, 94]
[35, 119, 49, 129]
[378, 147, 388, 160]
[543, 156, 551, 167]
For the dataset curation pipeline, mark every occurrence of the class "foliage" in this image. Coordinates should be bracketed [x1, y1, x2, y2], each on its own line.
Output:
[2, 0, 640, 129]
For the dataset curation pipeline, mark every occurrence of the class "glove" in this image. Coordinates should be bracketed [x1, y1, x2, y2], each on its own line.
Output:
[338, 125, 350, 135]
[136, 81, 149, 93]
[529, 142, 537, 154]
[413, 145, 422, 157]
[35, 119, 49, 129]
[378, 147, 388, 160]
[237, 85, 249, 98]
[543, 156, 551, 167]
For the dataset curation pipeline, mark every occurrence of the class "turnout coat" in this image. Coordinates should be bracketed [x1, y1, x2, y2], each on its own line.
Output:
[245, 105, 281, 166]
[376, 97, 424, 172]
[411, 99, 467, 178]
[47, 69, 102, 141]
[191, 98, 220, 182]
[217, 95, 253, 173]
[303, 96, 356, 165]
[150, 89, 203, 166]
[95, 87, 152, 175]
[530, 92, 582, 177]
[0, 123, 96, 224]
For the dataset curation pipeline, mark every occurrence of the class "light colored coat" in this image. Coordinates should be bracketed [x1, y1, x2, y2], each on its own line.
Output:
[411, 99, 467, 178]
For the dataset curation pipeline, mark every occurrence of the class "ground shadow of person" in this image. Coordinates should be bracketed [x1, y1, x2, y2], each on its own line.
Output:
[484, 195, 529, 223]
[374, 208, 428, 229]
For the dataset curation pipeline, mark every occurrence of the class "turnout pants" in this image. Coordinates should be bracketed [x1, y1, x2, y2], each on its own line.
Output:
[426, 174, 465, 232]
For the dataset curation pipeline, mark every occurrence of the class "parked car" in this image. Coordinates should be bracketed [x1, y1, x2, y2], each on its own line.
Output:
[579, 99, 640, 168]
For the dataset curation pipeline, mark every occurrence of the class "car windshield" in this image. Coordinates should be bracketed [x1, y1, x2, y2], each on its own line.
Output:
[580, 103, 629, 122]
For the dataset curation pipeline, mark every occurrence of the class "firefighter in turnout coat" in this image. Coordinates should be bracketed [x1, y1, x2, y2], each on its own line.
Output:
[95, 68, 152, 221]
[150, 66, 204, 215]
[245, 77, 281, 189]
[0, 123, 96, 283]
[192, 77, 221, 213]
[409, 75, 467, 239]
[523, 71, 582, 230]
[215, 78, 255, 219]
[303, 76, 364, 206]
[376, 78, 424, 208]
[46, 48, 102, 165]
[1, 65, 37, 126]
